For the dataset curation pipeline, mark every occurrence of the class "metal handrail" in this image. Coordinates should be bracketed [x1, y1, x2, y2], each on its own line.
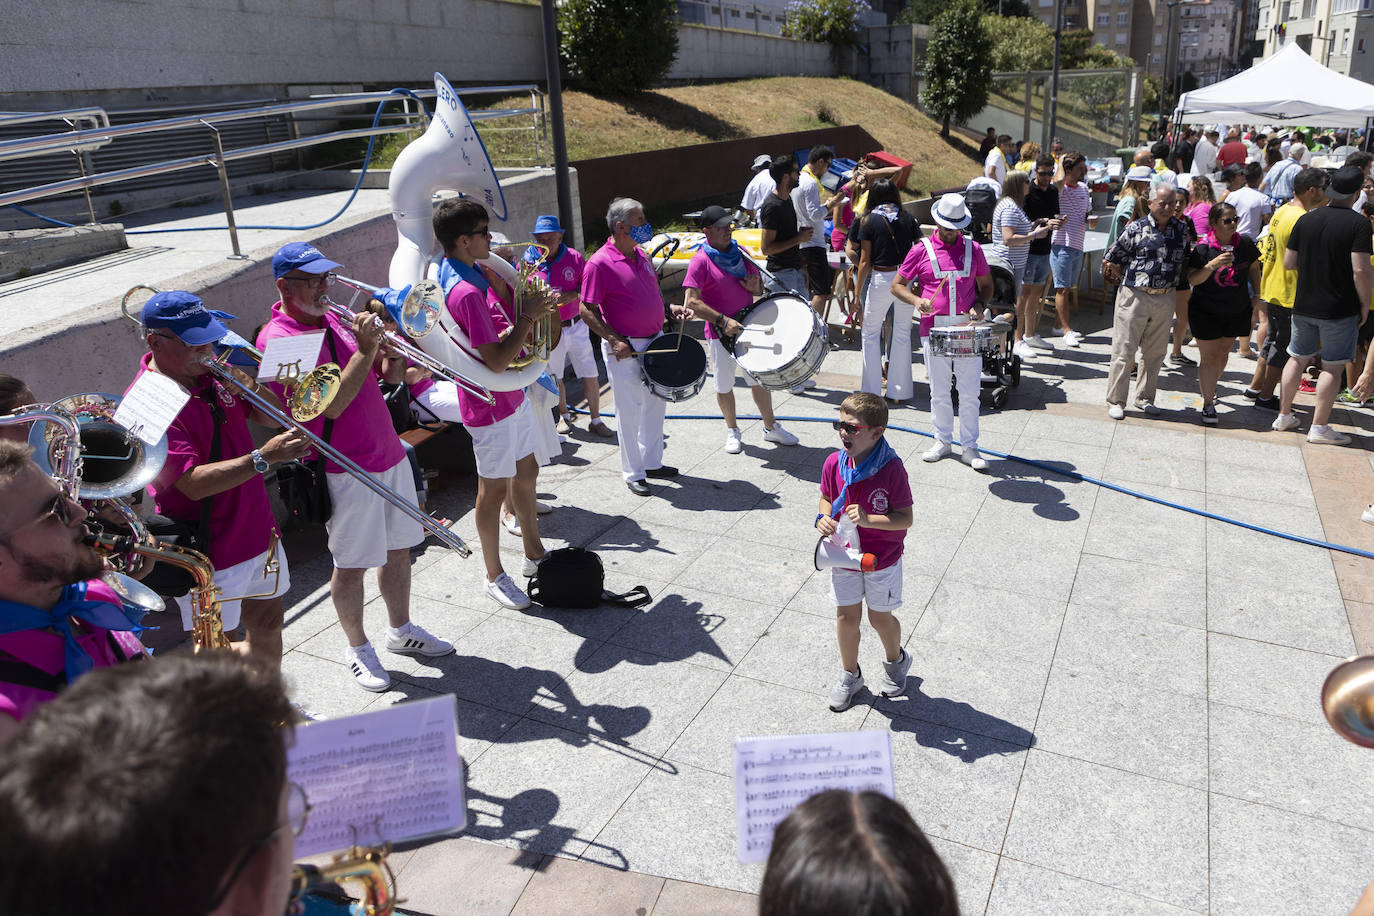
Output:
[0, 107, 110, 130]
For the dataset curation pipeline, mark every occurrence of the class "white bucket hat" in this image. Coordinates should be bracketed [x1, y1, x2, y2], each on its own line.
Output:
[932, 193, 972, 230]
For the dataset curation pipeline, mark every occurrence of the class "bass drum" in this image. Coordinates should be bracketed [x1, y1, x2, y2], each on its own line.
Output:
[639, 334, 707, 402]
[727, 293, 828, 391]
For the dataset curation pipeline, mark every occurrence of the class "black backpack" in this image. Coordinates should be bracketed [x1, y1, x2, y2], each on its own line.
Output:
[527, 548, 653, 610]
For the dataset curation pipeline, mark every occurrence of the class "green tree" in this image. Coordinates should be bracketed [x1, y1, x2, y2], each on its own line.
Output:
[920, 0, 993, 137]
[982, 13, 1054, 71]
[557, 0, 679, 96]
[782, 0, 872, 54]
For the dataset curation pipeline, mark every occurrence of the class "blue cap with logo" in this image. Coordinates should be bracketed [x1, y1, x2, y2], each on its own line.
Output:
[140, 291, 237, 346]
[532, 214, 564, 234]
[272, 242, 342, 280]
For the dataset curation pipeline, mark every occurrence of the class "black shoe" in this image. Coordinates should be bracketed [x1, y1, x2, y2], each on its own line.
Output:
[1253, 396, 1280, 411]
[645, 465, 679, 479]
[626, 479, 651, 496]
[1242, 388, 1261, 400]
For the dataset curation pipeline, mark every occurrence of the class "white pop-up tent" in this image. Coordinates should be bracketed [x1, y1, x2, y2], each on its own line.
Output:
[1174, 44, 1374, 127]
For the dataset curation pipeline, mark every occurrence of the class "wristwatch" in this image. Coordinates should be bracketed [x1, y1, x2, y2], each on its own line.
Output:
[250, 449, 269, 475]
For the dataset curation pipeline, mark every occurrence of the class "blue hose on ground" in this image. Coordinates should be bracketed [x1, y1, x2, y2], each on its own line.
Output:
[572, 407, 1374, 562]
[8, 88, 426, 234]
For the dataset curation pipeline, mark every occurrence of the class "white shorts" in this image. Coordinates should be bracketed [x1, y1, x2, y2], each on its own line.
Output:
[829, 558, 903, 613]
[175, 540, 290, 632]
[549, 319, 599, 379]
[708, 336, 759, 395]
[469, 398, 536, 479]
[325, 458, 425, 569]
[414, 379, 461, 423]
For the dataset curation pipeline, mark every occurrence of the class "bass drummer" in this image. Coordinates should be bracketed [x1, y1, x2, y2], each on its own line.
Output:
[579, 197, 691, 497]
[683, 206, 799, 455]
[891, 194, 994, 472]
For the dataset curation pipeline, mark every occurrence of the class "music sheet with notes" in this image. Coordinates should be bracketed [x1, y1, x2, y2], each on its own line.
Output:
[733, 730, 894, 863]
[257, 330, 324, 383]
[288, 694, 466, 857]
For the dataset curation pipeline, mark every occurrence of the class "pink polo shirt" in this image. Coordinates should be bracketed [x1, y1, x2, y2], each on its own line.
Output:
[128, 355, 278, 570]
[444, 279, 523, 428]
[256, 304, 405, 474]
[897, 235, 991, 337]
[534, 246, 588, 321]
[682, 248, 759, 340]
[819, 452, 913, 571]
[581, 237, 665, 338]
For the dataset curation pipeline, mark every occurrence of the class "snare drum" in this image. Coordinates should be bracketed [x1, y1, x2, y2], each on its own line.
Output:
[928, 323, 1003, 359]
[727, 293, 828, 391]
[639, 333, 708, 402]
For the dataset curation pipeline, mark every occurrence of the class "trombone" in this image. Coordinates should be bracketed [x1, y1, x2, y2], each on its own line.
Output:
[327, 276, 496, 405]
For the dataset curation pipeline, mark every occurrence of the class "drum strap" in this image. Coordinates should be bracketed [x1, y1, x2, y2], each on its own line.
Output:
[923, 236, 974, 327]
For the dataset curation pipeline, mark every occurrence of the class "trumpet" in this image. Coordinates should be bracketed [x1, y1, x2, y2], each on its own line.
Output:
[326, 276, 496, 405]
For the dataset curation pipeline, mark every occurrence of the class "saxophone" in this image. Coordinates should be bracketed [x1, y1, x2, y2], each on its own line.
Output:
[289, 846, 397, 915]
[83, 530, 227, 650]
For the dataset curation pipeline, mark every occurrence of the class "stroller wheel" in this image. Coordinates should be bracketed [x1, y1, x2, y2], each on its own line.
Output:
[991, 387, 1009, 410]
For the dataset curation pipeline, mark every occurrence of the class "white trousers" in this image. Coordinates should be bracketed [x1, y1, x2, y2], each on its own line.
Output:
[602, 337, 666, 482]
[924, 344, 981, 449]
[861, 269, 912, 399]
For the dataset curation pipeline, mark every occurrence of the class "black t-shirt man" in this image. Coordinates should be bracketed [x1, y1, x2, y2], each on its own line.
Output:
[1024, 183, 1059, 257]
[760, 193, 803, 272]
[854, 208, 923, 271]
[1288, 205, 1374, 320]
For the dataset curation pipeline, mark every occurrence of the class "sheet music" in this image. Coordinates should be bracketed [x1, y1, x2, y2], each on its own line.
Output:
[257, 330, 324, 384]
[288, 694, 466, 857]
[112, 371, 191, 445]
[734, 730, 894, 863]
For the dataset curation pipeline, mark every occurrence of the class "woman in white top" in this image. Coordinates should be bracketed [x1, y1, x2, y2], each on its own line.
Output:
[989, 172, 1050, 362]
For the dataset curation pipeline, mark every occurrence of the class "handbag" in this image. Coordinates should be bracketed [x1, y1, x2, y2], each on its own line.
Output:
[526, 548, 652, 610]
[380, 382, 415, 435]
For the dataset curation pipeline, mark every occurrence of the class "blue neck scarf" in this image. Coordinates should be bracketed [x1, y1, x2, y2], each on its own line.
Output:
[524, 242, 566, 268]
[0, 581, 146, 683]
[437, 256, 489, 296]
[701, 239, 749, 279]
[830, 437, 898, 517]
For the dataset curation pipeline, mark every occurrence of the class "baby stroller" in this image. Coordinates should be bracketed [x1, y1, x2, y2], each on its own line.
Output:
[945, 252, 1021, 410]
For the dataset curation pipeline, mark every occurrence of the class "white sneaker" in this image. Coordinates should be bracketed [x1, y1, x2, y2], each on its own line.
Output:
[1134, 400, 1160, 415]
[828, 667, 864, 712]
[923, 442, 953, 462]
[1108, 404, 1125, 420]
[344, 643, 391, 692]
[1064, 330, 1083, 348]
[763, 422, 799, 446]
[486, 572, 531, 609]
[1051, 327, 1068, 337]
[1024, 334, 1053, 350]
[385, 622, 454, 657]
[724, 427, 743, 454]
[1013, 341, 1036, 360]
[522, 554, 545, 578]
[1307, 425, 1352, 445]
[1271, 413, 1302, 432]
[502, 513, 522, 536]
[961, 448, 988, 471]
[790, 378, 818, 393]
[1362, 504, 1374, 525]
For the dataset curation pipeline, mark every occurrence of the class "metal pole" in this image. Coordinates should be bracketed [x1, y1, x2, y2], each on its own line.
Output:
[540, 0, 576, 248]
[1048, 0, 1063, 145]
[1160, 2, 1177, 133]
[202, 120, 246, 260]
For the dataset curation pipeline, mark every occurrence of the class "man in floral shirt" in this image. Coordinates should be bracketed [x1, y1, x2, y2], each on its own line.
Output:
[1102, 184, 1194, 419]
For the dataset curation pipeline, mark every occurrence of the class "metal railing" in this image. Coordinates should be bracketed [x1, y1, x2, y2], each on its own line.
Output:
[0, 84, 547, 258]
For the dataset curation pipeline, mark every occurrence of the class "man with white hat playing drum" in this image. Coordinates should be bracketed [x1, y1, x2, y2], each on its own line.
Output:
[890, 194, 994, 471]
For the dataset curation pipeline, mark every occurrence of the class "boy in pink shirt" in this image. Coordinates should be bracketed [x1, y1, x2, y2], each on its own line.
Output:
[815, 392, 914, 712]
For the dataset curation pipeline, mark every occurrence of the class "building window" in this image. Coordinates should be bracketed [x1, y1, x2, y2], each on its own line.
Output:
[1117, 11, 1129, 23]
[1096, 12, 1109, 24]
[1155, 32, 1163, 44]
[1344, 30, 1352, 51]
[1153, 52, 1162, 63]
[1116, 31, 1128, 42]
[1360, 37, 1368, 51]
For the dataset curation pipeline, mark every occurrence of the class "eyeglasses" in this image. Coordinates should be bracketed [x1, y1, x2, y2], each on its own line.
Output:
[204, 782, 311, 913]
[1218, 217, 1239, 225]
[1036, 170, 1054, 176]
[465, 228, 493, 239]
[285, 273, 335, 289]
[832, 421, 873, 435]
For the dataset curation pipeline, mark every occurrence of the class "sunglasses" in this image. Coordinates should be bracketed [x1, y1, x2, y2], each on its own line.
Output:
[832, 421, 873, 435]
[1217, 217, 1238, 225]
[285, 273, 335, 289]
[1036, 170, 1054, 176]
[466, 228, 493, 239]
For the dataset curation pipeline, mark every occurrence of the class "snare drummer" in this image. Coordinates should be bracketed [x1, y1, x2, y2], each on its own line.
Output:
[891, 194, 994, 471]
[579, 197, 692, 497]
[682, 206, 800, 454]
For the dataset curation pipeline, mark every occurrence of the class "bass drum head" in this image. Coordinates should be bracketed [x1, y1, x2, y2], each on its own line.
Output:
[733, 293, 816, 375]
[641, 334, 707, 401]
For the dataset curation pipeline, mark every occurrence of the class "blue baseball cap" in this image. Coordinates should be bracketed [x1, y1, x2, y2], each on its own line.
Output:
[272, 242, 342, 280]
[532, 214, 563, 234]
[140, 291, 237, 346]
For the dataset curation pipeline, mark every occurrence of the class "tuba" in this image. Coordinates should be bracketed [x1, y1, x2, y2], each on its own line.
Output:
[1322, 655, 1374, 748]
[386, 72, 554, 392]
[20, 393, 166, 502]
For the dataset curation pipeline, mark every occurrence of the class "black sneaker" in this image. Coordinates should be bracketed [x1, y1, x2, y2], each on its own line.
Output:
[1169, 353, 1197, 366]
[1201, 404, 1218, 425]
[645, 465, 679, 479]
[1253, 396, 1280, 411]
[1242, 388, 1261, 400]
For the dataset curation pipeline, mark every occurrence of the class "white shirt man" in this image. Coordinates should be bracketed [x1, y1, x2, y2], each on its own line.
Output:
[984, 135, 1011, 184]
[1191, 131, 1220, 177]
[740, 154, 775, 222]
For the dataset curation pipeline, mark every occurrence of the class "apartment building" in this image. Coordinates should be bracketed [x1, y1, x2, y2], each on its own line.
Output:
[1256, 0, 1374, 80]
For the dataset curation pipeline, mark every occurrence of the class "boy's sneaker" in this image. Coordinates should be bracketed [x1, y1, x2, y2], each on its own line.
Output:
[344, 643, 391, 692]
[724, 427, 743, 454]
[877, 649, 913, 698]
[763, 423, 799, 446]
[386, 622, 454, 657]
[1201, 403, 1218, 425]
[1299, 378, 1317, 394]
[486, 572, 532, 610]
[828, 667, 864, 712]
[1338, 389, 1368, 405]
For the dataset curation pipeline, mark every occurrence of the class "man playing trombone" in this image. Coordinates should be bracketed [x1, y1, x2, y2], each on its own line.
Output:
[131, 291, 309, 668]
[258, 243, 453, 693]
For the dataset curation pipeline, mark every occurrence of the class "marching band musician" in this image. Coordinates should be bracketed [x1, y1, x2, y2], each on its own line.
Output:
[131, 291, 309, 667]
[891, 194, 994, 472]
[0, 442, 146, 744]
[682, 205, 799, 455]
[579, 197, 692, 497]
[257, 243, 453, 693]
[429, 200, 550, 611]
